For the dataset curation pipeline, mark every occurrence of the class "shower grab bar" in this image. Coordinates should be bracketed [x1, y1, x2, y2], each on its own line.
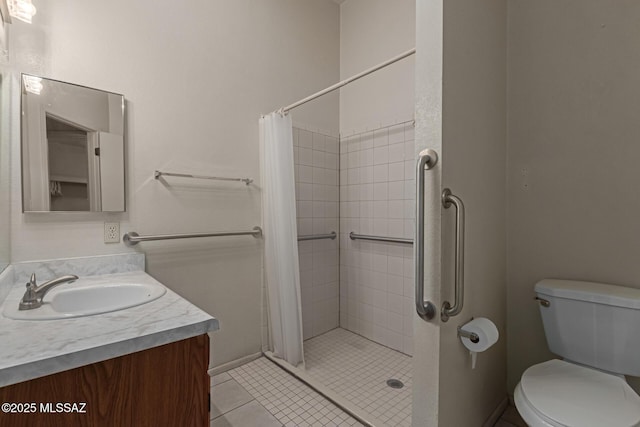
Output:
[154, 170, 253, 185]
[349, 232, 413, 245]
[123, 227, 263, 246]
[415, 149, 438, 321]
[440, 189, 466, 322]
[298, 232, 337, 241]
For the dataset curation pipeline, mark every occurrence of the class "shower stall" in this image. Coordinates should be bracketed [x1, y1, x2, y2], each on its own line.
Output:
[260, 48, 418, 423]
[296, 121, 416, 427]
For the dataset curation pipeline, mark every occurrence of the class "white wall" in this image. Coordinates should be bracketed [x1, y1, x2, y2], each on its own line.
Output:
[7, 0, 339, 368]
[507, 0, 640, 393]
[339, 0, 415, 133]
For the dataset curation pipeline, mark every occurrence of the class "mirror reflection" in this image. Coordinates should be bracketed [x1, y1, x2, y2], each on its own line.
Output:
[21, 74, 125, 212]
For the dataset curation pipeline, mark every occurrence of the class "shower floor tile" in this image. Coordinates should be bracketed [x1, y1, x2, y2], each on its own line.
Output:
[304, 328, 412, 427]
[225, 357, 363, 427]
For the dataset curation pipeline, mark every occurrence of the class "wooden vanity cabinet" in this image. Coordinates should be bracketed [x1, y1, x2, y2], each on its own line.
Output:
[0, 334, 210, 427]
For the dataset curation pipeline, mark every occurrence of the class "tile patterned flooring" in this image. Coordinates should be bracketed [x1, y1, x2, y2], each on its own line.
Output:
[211, 328, 527, 426]
[211, 357, 363, 427]
[304, 328, 412, 427]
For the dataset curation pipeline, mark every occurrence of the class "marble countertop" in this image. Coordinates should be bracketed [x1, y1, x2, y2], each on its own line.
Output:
[0, 269, 219, 387]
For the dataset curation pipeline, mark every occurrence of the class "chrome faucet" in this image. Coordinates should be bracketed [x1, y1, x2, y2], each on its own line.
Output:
[18, 273, 79, 310]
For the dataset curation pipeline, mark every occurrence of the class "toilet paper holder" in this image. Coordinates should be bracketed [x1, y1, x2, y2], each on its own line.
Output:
[457, 325, 479, 343]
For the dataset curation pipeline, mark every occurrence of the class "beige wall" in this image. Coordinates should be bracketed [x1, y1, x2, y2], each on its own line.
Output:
[507, 0, 640, 393]
[339, 0, 415, 133]
[414, 0, 507, 425]
[439, 0, 508, 424]
[7, 0, 339, 368]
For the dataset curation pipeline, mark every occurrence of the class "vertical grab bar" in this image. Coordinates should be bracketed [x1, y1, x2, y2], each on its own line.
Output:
[441, 189, 465, 322]
[415, 149, 438, 320]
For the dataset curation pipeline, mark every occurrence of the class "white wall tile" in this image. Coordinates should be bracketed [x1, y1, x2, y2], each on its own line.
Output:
[388, 143, 404, 163]
[389, 162, 405, 182]
[388, 311, 403, 333]
[299, 148, 313, 166]
[348, 168, 360, 185]
[374, 146, 389, 165]
[388, 200, 404, 219]
[312, 133, 325, 151]
[374, 183, 388, 201]
[388, 181, 404, 200]
[298, 201, 312, 218]
[388, 219, 404, 238]
[361, 148, 374, 166]
[347, 151, 359, 169]
[339, 122, 415, 355]
[294, 127, 339, 341]
[388, 293, 404, 314]
[360, 132, 374, 150]
[388, 256, 404, 276]
[373, 129, 389, 147]
[299, 130, 312, 149]
[403, 160, 413, 180]
[326, 137, 339, 154]
[326, 153, 338, 170]
[361, 183, 374, 201]
[313, 150, 325, 168]
[373, 164, 389, 182]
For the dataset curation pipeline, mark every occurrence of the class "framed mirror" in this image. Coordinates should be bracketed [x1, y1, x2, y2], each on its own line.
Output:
[21, 74, 125, 212]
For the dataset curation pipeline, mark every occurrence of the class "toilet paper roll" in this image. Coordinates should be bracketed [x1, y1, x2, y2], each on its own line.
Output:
[459, 317, 499, 369]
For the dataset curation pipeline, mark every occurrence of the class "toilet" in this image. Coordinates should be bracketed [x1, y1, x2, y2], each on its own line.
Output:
[514, 279, 640, 427]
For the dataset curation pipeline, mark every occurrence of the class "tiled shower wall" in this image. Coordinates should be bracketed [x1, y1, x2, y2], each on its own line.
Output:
[339, 121, 415, 356]
[293, 127, 340, 340]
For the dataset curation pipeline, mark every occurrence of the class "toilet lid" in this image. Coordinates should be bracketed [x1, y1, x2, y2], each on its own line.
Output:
[520, 360, 640, 427]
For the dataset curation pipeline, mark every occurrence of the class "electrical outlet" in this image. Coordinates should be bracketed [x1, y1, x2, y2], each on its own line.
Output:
[104, 222, 120, 243]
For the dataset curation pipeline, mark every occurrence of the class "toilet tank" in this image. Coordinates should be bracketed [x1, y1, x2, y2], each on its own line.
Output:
[535, 279, 640, 377]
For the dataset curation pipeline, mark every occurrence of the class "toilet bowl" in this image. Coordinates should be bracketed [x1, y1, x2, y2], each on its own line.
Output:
[514, 359, 640, 427]
[515, 279, 640, 427]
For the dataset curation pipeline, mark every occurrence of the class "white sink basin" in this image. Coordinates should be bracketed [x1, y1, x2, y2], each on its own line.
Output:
[2, 281, 166, 320]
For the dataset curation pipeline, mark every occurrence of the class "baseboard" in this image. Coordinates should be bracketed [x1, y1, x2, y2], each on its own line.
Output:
[483, 396, 509, 427]
[208, 352, 262, 377]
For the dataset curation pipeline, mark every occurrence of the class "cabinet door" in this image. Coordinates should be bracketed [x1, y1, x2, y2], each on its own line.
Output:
[0, 335, 210, 427]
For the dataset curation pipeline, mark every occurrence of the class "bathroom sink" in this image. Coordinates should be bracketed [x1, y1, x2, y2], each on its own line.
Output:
[2, 281, 166, 320]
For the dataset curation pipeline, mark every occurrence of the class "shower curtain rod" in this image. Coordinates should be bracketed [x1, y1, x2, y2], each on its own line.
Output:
[278, 47, 416, 114]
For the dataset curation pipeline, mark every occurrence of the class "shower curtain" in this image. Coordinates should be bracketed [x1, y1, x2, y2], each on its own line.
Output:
[259, 112, 305, 366]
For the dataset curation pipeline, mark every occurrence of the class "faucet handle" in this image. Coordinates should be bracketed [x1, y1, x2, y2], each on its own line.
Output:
[26, 273, 37, 289]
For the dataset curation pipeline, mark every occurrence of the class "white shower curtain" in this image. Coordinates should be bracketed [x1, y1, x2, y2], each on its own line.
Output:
[259, 112, 305, 366]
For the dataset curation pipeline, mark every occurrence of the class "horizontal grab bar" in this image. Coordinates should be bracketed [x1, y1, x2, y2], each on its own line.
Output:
[349, 232, 413, 245]
[123, 226, 263, 246]
[298, 232, 337, 241]
[155, 170, 253, 185]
